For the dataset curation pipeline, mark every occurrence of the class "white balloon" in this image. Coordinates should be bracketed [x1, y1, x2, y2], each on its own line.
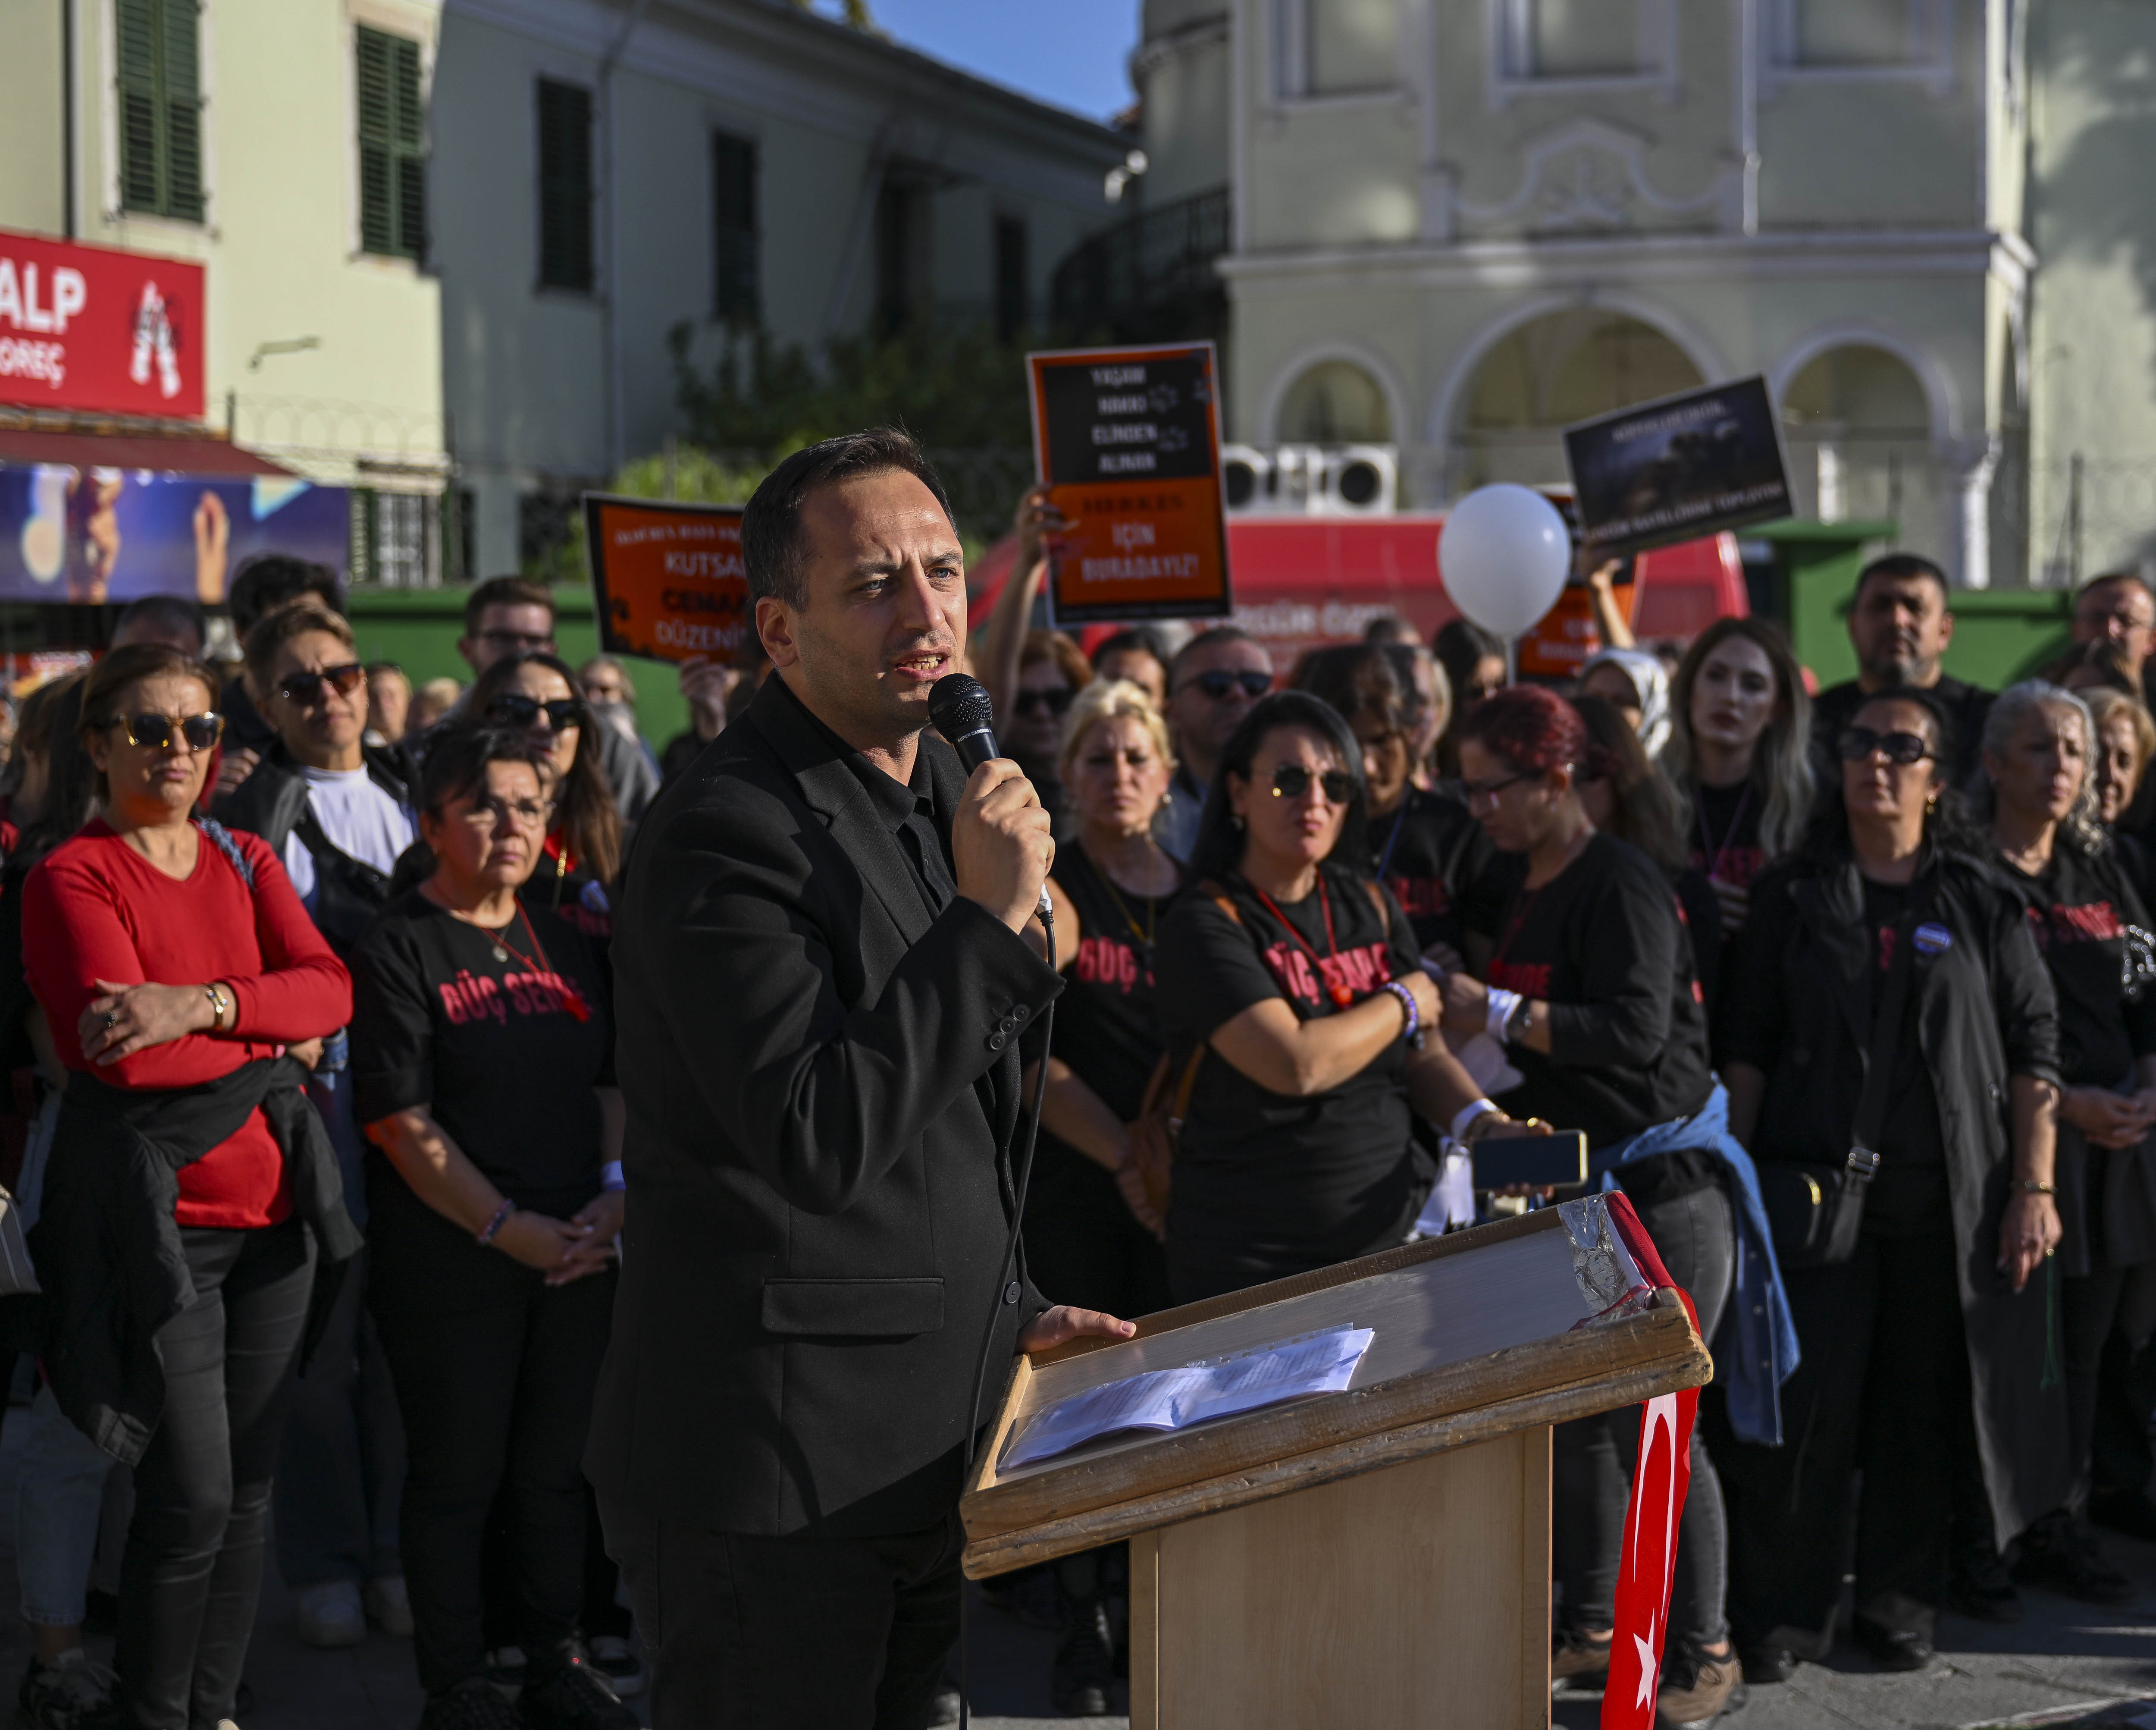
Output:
[1436, 484, 1572, 640]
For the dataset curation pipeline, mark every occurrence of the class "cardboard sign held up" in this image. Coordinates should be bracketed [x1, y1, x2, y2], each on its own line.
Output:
[1027, 342, 1233, 627]
[1564, 376, 1793, 556]
[583, 493, 748, 666]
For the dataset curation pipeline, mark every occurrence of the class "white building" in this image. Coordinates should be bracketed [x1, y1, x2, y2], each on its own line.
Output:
[430, 0, 1133, 577]
[1123, 0, 2156, 586]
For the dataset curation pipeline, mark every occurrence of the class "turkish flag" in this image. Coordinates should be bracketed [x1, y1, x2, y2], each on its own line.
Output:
[1599, 1194, 1702, 1730]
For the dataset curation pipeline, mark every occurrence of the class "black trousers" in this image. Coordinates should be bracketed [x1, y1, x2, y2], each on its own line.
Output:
[2065, 1261, 2156, 1511]
[119, 1217, 316, 1730]
[373, 1261, 616, 1695]
[598, 1495, 962, 1730]
[1719, 1228, 1970, 1650]
[1554, 1181, 1734, 1651]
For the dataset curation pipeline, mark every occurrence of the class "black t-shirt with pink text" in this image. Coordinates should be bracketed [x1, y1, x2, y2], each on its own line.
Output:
[2000, 842, 2156, 1088]
[1156, 862, 1427, 1295]
[1048, 846, 1180, 1126]
[1485, 831, 1713, 1150]
[351, 888, 615, 1224]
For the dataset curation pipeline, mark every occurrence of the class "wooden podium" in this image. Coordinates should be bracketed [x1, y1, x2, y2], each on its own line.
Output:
[961, 1198, 1711, 1729]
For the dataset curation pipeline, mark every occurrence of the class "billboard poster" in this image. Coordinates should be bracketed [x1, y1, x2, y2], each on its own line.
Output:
[0, 465, 348, 603]
[1026, 342, 1232, 627]
[583, 493, 749, 666]
[0, 229, 207, 421]
[1563, 377, 1792, 555]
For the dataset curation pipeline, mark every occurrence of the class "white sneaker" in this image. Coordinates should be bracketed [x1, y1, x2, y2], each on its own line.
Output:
[364, 1573, 415, 1637]
[588, 1633, 645, 1697]
[296, 1578, 366, 1648]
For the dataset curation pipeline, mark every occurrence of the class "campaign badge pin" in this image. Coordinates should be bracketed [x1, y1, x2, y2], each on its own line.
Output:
[1913, 922, 1953, 957]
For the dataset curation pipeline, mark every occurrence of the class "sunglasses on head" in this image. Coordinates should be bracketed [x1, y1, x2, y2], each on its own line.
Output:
[106, 712, 224, 752]
[1182, 669, 1272, 702]
[1271, 763, 1355, 804]
[1837, 726, 1934, 766]
[486, 694, 586, 732]
[1014, 686, 1076, 717]
[277, 662, 364, 706]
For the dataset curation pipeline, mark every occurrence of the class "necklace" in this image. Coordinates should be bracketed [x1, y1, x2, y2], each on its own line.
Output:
[1695, 779, 1752, 881]
[1248, 873, 1356, 1007]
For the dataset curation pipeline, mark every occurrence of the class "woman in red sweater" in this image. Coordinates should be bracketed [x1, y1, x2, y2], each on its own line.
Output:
[22, 641, 353, 1730]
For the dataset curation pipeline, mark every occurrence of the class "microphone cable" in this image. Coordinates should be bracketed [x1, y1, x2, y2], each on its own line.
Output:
[956, 894, 1056, 1730]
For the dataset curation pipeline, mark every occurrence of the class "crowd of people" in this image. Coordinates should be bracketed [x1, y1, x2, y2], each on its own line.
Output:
[0, 455, 2149, 1730]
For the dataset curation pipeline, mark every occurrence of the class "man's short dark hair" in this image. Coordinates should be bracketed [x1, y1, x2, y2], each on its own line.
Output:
[229, 555, 341, 633]
[1091, 625, 1170, 672]
[112, 593, 207, 653]
[2079, 570, 2156, 604]
[740, 429, 956, 611]
[1169, 626, 1263, 688]
[463, 575, 556, 637]
[1854, 553, 1950, 606]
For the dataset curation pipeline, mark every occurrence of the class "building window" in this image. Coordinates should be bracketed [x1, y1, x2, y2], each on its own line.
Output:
[874, 176, 922, 336]
[1764, 0, 1952, 83]
[1508, 0, 1645, 76]
[357, 27, 426, 261]
[537, 79, 594, 293]
[1298, 0, 1397, 95]
[351, 489, 436, 588]
[712, 131, 759, 325]
[116, 0, 204, 221]
[994, 215, 1027, 342]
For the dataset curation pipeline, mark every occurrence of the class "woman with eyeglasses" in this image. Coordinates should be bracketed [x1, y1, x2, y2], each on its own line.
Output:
[466, 653, 624, 930]
[1009, 631, 1094, 842]
[351, 727, 630, 1730]
[20, 642, 358, 1730]
[215, 597, 417, 1647]
[1435, 686, 1790, 1729]
[1153, 691, 1528, 1305]
[1293, 645, 1508, 974]
[1715, 688, 2067, 1683]
[1971, 682, 2156, 1606]
[1433, 618, 1507, 779]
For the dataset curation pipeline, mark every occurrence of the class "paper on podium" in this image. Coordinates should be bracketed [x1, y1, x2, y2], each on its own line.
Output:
[1002, 1325, 1376, 1470]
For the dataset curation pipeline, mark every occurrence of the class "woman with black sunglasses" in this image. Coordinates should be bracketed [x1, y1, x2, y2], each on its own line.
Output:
[1010, 631, 1094, 842]
[1435, 685, 1791, 1730]
[467, 653, 623, 931]
[1715, 688, 2067, 1682]
[352, 728, 630, 1730]
[20, 642, 358, 1730]
[1154, 691, 1523, 1304]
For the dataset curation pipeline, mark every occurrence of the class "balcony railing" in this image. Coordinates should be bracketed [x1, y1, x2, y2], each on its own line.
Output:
[1051, 185, 1230, 344]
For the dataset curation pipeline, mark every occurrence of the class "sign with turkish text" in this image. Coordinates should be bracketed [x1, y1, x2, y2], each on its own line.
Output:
[1564, 376, 1792, 556]
[1027, 341, 1232, 626]
[583, 493, 749, 666]
[0, 465, 346, 603]
[0, 229, 206, 421]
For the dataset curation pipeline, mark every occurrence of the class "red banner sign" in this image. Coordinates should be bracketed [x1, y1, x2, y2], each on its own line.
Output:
[0, 229, 206, 421]
[583, 494, 749, 666]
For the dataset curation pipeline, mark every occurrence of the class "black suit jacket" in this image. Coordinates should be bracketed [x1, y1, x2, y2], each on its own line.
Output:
[585, 675, 1064, 1537]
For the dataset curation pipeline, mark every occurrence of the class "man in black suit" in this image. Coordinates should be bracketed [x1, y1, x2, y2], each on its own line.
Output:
[1809, 553, 1993, 786]
[588, 429, 1134, 1729]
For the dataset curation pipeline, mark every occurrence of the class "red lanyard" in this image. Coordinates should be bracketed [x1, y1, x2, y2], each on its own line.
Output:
[489, 904, 591, 1023]
[1249, 876, 1357, 1008]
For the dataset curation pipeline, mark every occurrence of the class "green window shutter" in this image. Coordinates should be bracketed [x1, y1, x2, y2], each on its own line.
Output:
[537, 79, 594, 292]
[357, 26, 426, 260]
[712, 130, 759, 324]
[116, 0, 202, 221]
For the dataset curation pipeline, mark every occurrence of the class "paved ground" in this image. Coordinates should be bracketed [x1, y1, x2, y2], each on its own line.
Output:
[15, 1382, 2156, 1730]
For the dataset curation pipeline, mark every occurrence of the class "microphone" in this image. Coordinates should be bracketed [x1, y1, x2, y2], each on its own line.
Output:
[928, 673, 1052, 918]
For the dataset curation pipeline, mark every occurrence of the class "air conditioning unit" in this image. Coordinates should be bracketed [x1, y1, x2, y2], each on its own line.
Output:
[1220, 444, 1398, 515]
[1315, 446, 1398, 516]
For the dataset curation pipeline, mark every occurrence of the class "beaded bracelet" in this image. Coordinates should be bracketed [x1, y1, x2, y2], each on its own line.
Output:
[476, 1198, 515, 1245]
[1380, 980, 1422, 1048]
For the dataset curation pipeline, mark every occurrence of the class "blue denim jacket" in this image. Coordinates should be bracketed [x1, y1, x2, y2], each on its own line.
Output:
[1591, 1080, 1800, 1446]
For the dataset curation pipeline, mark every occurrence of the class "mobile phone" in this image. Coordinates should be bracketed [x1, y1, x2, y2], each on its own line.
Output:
[1470, 1130, 1589, 1191]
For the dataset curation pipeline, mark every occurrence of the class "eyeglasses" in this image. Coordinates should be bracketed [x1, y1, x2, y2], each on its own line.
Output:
[458, 794, 556, 830]
[1178, 669, 1272, 703]
[1838, 726, 1935, 766]
[1014, 686, 1076, 717]
[103, 712, 224, 752]
[1461, 769, 1536, 804]
[1270, 763, 1355, 804]
[277, 662, 364, 707]
[477, 629, 555, 653]
[486, 694, 586, 733]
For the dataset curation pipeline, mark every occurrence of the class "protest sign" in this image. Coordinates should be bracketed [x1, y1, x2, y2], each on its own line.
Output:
[1564, 377, 1792, 554]
[583, 493, 748, 665]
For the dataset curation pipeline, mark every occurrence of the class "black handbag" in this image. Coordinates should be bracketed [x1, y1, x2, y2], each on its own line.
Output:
[1757, 879, 1932, 1269]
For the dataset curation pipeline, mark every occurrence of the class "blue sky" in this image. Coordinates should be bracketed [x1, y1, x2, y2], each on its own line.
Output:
[817, 0, 1143, 122]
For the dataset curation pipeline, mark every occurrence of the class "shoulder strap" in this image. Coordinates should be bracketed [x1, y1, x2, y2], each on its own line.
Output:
[1195, 877, 1242, 925]
[194, 818, 256, 892]
[1850, 873, 1939, 1174]
[1362, 876, 1389, 928]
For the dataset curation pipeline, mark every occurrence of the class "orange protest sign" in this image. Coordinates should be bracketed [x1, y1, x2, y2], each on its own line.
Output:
[582, 494, 748, 666]
[1027, 342, 1232, 626]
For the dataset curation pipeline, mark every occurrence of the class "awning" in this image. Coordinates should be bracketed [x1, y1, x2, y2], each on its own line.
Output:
[0, 425, 295, 476]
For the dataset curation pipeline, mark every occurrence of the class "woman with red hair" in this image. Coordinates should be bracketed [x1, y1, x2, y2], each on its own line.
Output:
[1441, 684, 1795, 1729]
